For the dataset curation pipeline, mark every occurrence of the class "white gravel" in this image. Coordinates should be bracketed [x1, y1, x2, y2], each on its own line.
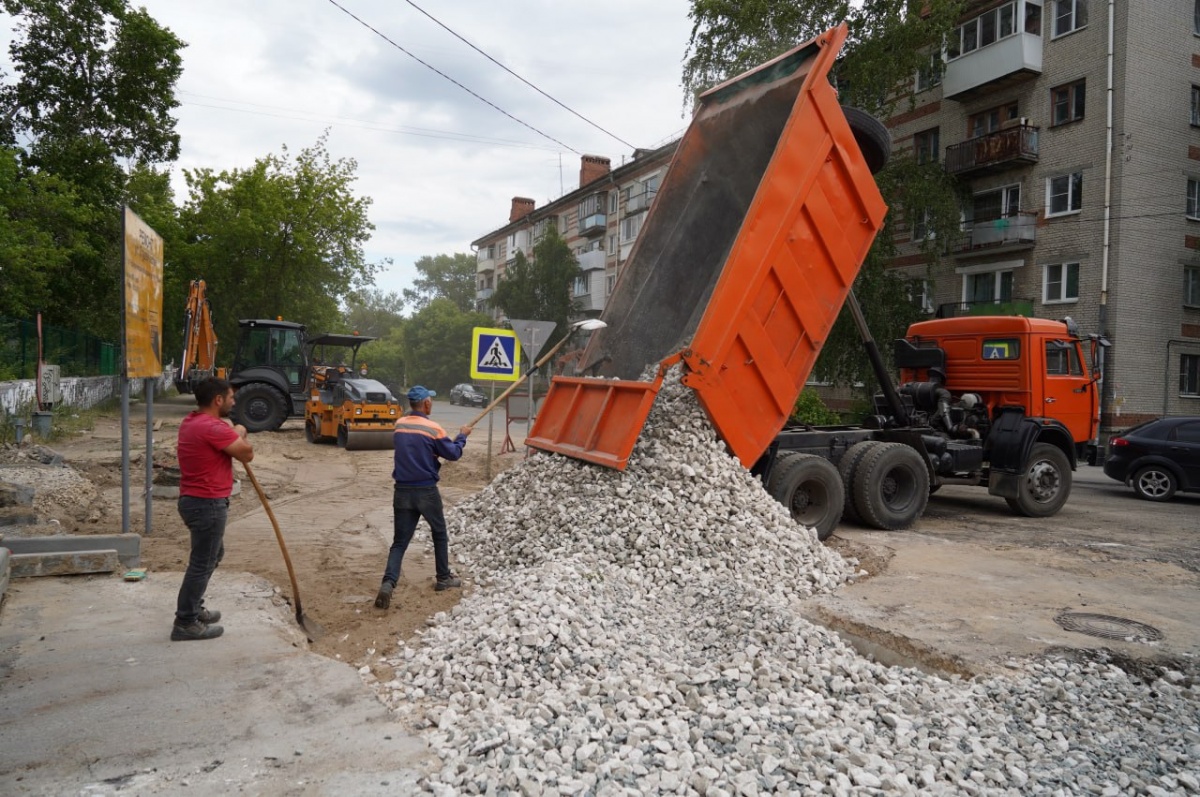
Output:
[369, 368, 1200, 796]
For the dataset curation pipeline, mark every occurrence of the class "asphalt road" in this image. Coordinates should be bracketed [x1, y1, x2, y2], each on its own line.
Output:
[906, 462, 1200, 573]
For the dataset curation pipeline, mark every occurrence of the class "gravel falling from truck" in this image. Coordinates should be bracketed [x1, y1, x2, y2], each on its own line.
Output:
[371, 368, 1200, 795]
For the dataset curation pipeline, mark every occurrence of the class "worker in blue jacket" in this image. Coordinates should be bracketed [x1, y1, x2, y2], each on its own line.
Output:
[374, 385, 472, 609]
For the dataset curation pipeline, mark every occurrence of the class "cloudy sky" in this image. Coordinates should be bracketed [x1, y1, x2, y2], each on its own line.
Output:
[8, 0, 699, 304]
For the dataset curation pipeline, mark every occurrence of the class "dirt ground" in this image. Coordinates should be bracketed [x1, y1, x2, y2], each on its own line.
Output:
[5, 393, 526, 675]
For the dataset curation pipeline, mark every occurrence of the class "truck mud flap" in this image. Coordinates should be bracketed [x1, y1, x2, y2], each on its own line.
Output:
[525, 375, 664, 471]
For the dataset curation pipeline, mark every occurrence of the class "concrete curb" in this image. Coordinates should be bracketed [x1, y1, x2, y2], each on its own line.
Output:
[10, 549, 120, 578]
[1, 533, 140, 567]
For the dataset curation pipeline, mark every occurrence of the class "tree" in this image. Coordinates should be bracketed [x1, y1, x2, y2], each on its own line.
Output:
[0, 0, 185, 338]
[490, 228, 580, 349]
[402, 253, 478, 314]
[404, 298, 492, 392]
[172, 134, 383, 356]
[343, 288, 406, 339]
[683, 0, 966, 391]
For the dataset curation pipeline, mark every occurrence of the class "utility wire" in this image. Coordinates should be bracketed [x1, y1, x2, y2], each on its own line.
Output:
[401, 0, 636, 150]
[325, 0, 579, 154]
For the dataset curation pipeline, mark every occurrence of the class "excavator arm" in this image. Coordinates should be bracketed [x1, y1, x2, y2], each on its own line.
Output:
[174, 279, 224, 393]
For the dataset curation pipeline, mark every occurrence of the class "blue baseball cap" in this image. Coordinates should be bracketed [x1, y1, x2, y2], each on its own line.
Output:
[407, 385, 436, 402]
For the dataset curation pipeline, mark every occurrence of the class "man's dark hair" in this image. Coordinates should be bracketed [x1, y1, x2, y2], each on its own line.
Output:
[195, 377, 233, 407]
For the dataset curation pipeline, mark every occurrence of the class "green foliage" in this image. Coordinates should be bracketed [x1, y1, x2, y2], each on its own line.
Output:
[343, 288, 405, 339]
[684, 0, 966, 116]
[402, 253, 478, 314]
[403, 298, 492, 393]
[790, 388, 842, 425]
[490, 228, 580, 349]
[171, 133, 382, 360]
[358, 324, 408, 395]
[0, 0, 185, 339]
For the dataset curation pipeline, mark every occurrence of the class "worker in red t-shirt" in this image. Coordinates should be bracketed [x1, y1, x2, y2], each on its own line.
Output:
[171, 377, 254, 641]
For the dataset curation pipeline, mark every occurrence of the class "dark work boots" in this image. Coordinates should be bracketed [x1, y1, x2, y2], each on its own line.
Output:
[374, 580, 394, 609]
[170, 620, 224, 641]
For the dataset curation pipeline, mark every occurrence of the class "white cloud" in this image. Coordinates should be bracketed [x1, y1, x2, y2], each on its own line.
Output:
[12, 0, 695, 301]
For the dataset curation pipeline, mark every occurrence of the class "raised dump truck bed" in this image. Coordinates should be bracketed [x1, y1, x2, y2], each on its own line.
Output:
[527, 24, 887, 470]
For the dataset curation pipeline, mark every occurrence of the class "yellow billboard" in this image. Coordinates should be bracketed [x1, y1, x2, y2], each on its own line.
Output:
[123, 206, 164, 378]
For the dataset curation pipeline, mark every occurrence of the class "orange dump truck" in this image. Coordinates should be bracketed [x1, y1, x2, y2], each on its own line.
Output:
[526, 25, 1104, 540]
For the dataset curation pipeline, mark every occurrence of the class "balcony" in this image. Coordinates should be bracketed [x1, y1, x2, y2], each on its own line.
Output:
[943, 31, 1041, 102]
[624, 189, 655, 216]
[954, 211, 1037, 256]
[476, 287, 494, 301]
[577, 249, 605, 272]
[945, 124, 1039, 176]
[937, 298, 1034, 318]
[578, 212, 606, 237]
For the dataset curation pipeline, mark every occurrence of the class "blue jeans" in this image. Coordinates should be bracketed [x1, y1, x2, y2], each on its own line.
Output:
[383, 486, 451, 585]
[175, 496, 228, 624]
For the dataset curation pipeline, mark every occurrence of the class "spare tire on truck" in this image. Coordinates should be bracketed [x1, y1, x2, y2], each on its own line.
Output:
[842, 106, 891, 175]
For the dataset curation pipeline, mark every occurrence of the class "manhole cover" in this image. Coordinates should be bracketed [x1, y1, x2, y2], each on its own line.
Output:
[1053, 612, 1163, 642]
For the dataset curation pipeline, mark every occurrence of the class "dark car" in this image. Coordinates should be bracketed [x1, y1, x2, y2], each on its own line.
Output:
[1103, 416, 1200, 501]
[449, 383, 487, 408]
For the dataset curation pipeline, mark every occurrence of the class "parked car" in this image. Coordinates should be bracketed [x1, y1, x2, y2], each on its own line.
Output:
[1103, 416, 1200, 501]
[449, 383, 487, 407]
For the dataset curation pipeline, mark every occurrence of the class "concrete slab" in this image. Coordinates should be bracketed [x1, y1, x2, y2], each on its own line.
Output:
[0, 572, 427, 795]
[9, 549, 120, 578]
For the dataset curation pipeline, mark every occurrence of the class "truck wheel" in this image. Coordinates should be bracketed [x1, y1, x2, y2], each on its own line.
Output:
[842, 106, 891, 175]
[337, 425, 349, 448]
[837, 441, 880, 523]
[232, 383, 288, 433]
[767, 452, 844, 541]
[1005, 442, 1072, 517]
[305, 420, 327, 444]
[1131, 464, 1177, 502]
[852, 442, 929, 530]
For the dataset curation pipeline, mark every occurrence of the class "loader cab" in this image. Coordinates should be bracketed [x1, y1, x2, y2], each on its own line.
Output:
[232, 320, 308, 389]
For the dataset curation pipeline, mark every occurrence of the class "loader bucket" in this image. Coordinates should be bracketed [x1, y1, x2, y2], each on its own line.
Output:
[527, 24, 887, 470]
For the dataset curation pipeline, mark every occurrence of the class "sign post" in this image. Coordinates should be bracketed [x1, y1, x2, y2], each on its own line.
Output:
[122, 206, 164, 536]
[507, 320, 556, 450]
[471, 328, 521, 482]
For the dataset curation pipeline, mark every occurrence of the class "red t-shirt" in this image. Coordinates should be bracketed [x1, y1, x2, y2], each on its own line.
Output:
[177, 412, 241, 498]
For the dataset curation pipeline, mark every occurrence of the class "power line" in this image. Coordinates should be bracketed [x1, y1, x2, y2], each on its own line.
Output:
[401, 0, 636, 150]
[177, 92, 560, 151]
[325, 0, 579, 154]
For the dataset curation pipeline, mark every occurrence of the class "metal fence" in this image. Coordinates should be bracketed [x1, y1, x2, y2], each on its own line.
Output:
[0, 315, 119, 380]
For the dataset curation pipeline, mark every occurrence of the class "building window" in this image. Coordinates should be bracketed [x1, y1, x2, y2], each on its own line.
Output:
[914, 51, 943, 92]
[1186, 267, 1200, 307]
[1050, 80, 1085, 126]
[606, 273, 616, 295]
[1195, 0, 1200, 35]
[947, 2, 1029, 60]
[914, 127, 940, 164]
[968, 102, 1018, 138]
[1043, 262, 1079, 303]
[971, 184, 1021, 223]
[964, 269, 1014, 304]
[573, 273, 590, 296]
[1046, 172, 1083, 216]
[609, 193, 618, 214]
[1192, 86, 1200, 126]
[909, 279, 935, 313]
[1189, 179, 1200, 220]
[620, 214, 642, 243]
[1026, 0, 1043, 33]
[911, 208, 934, 240]
[1053, 0, 1087, 38]
[1182, 354, 1200, 396]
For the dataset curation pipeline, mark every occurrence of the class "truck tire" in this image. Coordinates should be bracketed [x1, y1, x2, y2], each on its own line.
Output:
[767, 452, 844, 541]
[232, 383, 289, 433]
[1005, 442, 1072, 517]
[837, 441, 880, 523]
[852, 442, 929, 530]
[842, 106, 891, 175]
[1131, 464, 1178, 502]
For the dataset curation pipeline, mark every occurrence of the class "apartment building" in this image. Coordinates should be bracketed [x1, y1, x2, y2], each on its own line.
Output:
[887, 0, 1200, 436]
[470, 143, 677, 326]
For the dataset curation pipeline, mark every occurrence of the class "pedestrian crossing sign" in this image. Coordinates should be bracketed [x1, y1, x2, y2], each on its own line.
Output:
[470, 327, 522, 381]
